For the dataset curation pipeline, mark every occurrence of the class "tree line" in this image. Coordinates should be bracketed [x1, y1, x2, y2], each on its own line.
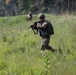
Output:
[0, 0, 76, 16]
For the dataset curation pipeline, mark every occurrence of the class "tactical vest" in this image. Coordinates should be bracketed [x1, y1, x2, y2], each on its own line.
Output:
[39, 20, 54, 37]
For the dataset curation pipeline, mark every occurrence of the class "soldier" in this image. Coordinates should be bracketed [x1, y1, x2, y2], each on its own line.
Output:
[36, 13, 55, 52]
[28, 11, 33, 20]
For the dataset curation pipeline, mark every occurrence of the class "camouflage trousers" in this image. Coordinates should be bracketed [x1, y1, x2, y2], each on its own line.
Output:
[41, 37, 54, 51]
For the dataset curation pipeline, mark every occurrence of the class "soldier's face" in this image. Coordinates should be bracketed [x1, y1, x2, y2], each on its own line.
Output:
[39, 18, 45, 22]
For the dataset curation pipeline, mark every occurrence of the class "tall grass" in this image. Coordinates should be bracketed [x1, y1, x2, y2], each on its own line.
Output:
[0, 14, 76, 75]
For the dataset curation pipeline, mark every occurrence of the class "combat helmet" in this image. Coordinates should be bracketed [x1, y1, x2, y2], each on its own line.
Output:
[39, 13, 45, 19]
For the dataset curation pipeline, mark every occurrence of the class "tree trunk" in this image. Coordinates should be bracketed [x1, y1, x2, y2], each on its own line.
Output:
[35, 0, 39, 9]
[67, 0, 72, 13]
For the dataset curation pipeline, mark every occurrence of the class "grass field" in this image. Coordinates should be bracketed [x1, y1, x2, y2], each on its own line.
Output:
[0, 14, 76, 75]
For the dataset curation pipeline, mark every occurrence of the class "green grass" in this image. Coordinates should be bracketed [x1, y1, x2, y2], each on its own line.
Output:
[0, 14, 76, 75]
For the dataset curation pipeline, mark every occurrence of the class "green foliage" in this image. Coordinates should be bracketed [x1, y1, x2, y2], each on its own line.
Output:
[0, 14, 76, 75]
[0, 0, 76, 16]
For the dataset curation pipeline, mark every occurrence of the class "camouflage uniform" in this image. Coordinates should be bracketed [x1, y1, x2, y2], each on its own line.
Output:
[37, 13, 55, 52]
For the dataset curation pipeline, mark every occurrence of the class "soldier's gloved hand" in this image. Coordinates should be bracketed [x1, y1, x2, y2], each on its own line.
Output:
[36, 23, 41, 29]
[36, 25, 40, 28]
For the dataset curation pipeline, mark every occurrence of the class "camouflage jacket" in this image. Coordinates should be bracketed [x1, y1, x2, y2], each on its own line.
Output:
[37, 20, 52, 38]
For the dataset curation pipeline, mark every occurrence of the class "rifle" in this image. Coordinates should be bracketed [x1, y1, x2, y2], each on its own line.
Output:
[28, 22, 38, 34]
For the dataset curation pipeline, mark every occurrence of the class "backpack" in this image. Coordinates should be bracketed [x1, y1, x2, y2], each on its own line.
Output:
[48, 22, 54, 35]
